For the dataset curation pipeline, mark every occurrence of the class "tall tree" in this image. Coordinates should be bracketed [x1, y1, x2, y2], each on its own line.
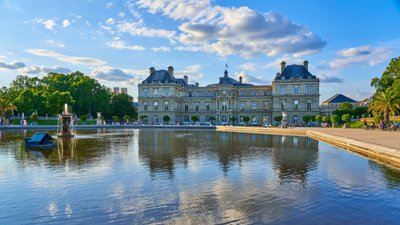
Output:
[369, 87, 400, 124]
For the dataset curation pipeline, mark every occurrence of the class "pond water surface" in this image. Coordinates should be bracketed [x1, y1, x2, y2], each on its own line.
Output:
[0, 129, 400, 224]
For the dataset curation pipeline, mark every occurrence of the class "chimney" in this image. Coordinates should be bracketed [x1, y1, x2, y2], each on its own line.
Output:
[184, 75, 188, 84]
[195, 82, 199, 87]
[239, 76, 243, 83]
[149, 67, 155, 75]
[276, 72, 280, 78]
[303, 60, 309, 70]
[168, 66, 174, 76]
[280, 61, 286, 73]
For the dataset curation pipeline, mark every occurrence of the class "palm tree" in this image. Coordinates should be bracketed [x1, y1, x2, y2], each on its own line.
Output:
[0, 98, 16, 118]
[369, 88, 400, 124]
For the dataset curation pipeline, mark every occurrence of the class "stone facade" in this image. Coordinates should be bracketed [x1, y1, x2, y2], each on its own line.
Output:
[320, 94, 359, 116]
[138, 61, 319, 125]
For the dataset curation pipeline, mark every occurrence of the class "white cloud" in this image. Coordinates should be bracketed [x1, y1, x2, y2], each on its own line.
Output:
[264, 57, 304, 70]
[235, 71, 267, 84]
[174, 65, 204, 80]
[43, 19, 56, 30]
[106, 2, 113, 8]
[239, 63, 257, 72]
[106, 18, 115, 25]
[136, 1, 326, 58]
[118, 12, 126, 17]
[25, 49, 106, 66]
[19, 65, 71, 74]
[46, 40, 65, 48]
[319, 75, 344, 83]
[107, 39, 146, 51]
[91, 66, 134, 82]
[0, 60, 25, 70]
[117, 21, 176, 39]
[151, 47, 171, 52]
[62, 19, 70, 28]
[329, 45, 394, 68]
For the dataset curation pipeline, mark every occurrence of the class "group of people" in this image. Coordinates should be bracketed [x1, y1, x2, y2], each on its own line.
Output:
[363, 119, 400, 131]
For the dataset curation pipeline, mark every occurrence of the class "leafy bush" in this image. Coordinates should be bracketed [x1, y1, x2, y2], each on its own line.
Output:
[80, 114, 88, 121]
[112, 116, 120, 122]
[30, 113, 39, 121]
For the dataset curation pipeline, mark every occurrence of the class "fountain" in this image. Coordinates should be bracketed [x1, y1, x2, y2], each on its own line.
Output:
[280, 111, 288, 128]
[57, 104, 75, 138]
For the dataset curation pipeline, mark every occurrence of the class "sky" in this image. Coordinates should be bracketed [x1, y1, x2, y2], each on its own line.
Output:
[1, 0, 400, 103]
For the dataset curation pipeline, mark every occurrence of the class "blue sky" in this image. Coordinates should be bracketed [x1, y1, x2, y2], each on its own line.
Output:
[1, 0, 399, 102]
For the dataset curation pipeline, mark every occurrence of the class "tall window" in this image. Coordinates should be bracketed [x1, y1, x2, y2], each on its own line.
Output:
[264, 101, 269, 110]
[221, 102, 227, 111]
[294, 86, 299, 94]
[153, 88, 158, 96]
[281, 102, 285, 110]
[281, 87, 285, 94]
[252, 102, 257, 110]
[252, 91, 257, 97]
[307, 100, 312, 110]
[164, 101, 169, 110]
[143, 102, 148, 111]
[184, 103, 189, 111]
[195, 102, 200, 111]
[143, 88, 148, 97]
[184, 115, 189, 122]
[164, 88, 169, 97]
[153, 101, 158, 110]
[307, 86, 312, 94]
[206, 103, 211, 111]
[240, 103, 245, 111]
[222, 115, 227, 122]
[294, 100, 299, 110]
[206, 116, 210, 122]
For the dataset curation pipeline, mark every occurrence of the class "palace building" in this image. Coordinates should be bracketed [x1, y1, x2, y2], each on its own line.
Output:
[137, 61, 320, 125]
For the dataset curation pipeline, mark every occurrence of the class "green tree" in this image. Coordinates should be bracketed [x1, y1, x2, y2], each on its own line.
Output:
[191, 115, 199, 123]
[80, 115, 88, 121]
[229, 117, 237, 125]
[30, 112, 38, 121]
[209, 116, 216, 125]
[112, 116, 120, 122]
[140, 115, 148, 124]
[342, 114, 351, 127]
[46, 91, 74, 116]
[163, 115, 170, 124]
[124, 115, 131, 121]
[371, 57, 400, 93]
[0, 97, 16, 118]
[274, 116, 282, 123]
[338, 102, 353, 111]
[330, 114, 339, 128]
[369, 87, 400, 124]
[111, 93, 136, 119]
[322, 116, 330, 123]
[302, 115, 311, 123]
[243, 116, 250, 125]
[315, 115, 322, 125]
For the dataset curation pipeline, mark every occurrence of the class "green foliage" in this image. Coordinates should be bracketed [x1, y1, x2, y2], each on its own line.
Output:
[322, 116, 330, 122]
[342, 114, 352, 123]
[80, 115, 88, 121]
[112, 116, 120, 122]
[140, 115, 147, 120]
[310, 115, 316, 122]
[243, 116, 251, 124]
[273, 116, 282, 122]
[112, 93, 136, 120]
[0, 94, 16, 118]
[229, 117, 237, 124]
[370, 57, 400, 93]
[349, 121, 364, 128]
[302, 115, 311, 122]
[330, 114, 339, 127]
[30, 113, 39, 121]
[163, 115, 170, 123]
[338, 102, 353, 111]
[209, 116, 216, 124]
[315, 115, 322, 122]
[373, 115, 384, 124]
[191, 115, 199, 122]
[123, 115, 131, 120]
[369, 87, 400, 124]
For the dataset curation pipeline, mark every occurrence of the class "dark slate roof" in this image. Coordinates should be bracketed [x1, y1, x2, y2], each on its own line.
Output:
[276, 65, 316, 80]
[208, 70, 253, 87]
[323, 94, 357, 104]
[143, 70, 176, 84]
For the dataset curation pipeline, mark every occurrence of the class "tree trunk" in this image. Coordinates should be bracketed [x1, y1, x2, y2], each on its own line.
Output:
[385, 111, 390, 125]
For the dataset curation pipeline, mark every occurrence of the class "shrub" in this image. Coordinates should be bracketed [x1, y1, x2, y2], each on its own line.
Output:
[322, 116, 330, 122]
[342, 114, 351, 124]
[112, 116, 120, 122]
[191, 115, 199, 122]
[30, 113, 39, 121]
[80, 114, 88, 121]
[330, 114, 339, 127]
[163, 115, 170, 124]
[302, 115, 311, 122]
[274, 116, 282, 122]
[243, 116, 250, 125]
[373, 114, 384, 124]
[315, 115, 322, 123]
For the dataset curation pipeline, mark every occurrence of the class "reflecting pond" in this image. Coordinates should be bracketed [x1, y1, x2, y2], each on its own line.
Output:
[1, 129, 400, 224]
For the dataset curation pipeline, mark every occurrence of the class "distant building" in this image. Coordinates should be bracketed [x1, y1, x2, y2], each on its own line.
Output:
[113, 87, 120, 94]
[121, 88, 128, 94]
[137, 61, 320, 125]
[320, 94, 359, 115]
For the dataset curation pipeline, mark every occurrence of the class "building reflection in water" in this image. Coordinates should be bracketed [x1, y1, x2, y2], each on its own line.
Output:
[138, 130, 319, 183]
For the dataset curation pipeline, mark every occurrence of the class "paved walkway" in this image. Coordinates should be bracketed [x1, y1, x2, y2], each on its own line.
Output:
[307, 128, 400, 150]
